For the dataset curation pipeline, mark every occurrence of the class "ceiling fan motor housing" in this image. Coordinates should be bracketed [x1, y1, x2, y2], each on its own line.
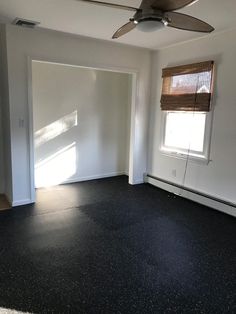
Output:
[133, 9, 168, 31]
[80, 0, 215, 38]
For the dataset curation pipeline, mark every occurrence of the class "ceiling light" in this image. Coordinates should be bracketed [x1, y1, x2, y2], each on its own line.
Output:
[136, 19, 165, 32]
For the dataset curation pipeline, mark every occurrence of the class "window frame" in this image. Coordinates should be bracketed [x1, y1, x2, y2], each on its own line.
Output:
[160, 109, 213, 164]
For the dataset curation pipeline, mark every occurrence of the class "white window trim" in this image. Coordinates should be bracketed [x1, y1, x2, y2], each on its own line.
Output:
[159, 110, 213, 164]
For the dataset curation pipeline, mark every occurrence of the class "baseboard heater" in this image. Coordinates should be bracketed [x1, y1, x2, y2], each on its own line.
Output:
[146, 174, 236, 211]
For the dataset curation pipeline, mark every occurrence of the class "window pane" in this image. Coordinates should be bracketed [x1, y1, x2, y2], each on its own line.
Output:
[170, 71, 211, 95]
[165, 112, 206, 152]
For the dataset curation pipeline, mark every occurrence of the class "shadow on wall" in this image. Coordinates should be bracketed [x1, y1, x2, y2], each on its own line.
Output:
[34, 111, 78, 188]
[89, 71, 130, 175]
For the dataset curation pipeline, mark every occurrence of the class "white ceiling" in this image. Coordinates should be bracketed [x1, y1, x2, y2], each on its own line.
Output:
[0, 0, 235, 50]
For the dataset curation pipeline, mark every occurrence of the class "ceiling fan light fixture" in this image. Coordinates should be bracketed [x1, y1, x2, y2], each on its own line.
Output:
[136, 19, 165, 32]
[99, 0, 215, 39]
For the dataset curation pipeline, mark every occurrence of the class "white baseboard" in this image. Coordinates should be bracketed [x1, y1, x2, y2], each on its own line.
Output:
[13, 173, 127, 207]
[129, 179, 144, 185]
[13, 173, 128, 207]
[11, 173, 142, 207]
[12, 199, 33, 207]
[146, 176, 236, 218]
[59, 172, 127, 185]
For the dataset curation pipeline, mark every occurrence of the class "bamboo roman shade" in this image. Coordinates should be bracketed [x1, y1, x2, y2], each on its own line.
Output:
[161, 61, 214, 112]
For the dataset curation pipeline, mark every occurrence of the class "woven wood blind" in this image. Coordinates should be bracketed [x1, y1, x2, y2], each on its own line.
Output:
[161, 61, 214, 112]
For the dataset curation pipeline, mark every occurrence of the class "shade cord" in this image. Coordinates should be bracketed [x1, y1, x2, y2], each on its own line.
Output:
[178, 76, 200, 196]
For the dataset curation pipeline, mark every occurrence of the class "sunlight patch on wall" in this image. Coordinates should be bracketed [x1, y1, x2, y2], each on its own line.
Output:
[35, 111, 77, 148]
[35, 142, 76, 188]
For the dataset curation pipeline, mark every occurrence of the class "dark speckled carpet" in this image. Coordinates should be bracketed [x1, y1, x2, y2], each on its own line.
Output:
[0, 176, 235, 314]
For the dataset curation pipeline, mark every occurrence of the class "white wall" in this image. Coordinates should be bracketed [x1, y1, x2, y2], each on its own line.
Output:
[0, 25, 5, 194]
[148, 28, 236, 205]
[0, 106, 4, 193]
[32, 61, 131, 188]
[6, 22, 235, 211]
[0, 25, 12, 200]
[4, 24, 151, 205]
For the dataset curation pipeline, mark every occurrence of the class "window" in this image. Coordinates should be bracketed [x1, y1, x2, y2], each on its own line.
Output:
[160, 61, 214, 161]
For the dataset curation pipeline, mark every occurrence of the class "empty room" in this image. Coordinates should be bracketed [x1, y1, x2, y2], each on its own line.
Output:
[0, 0, 235, 313]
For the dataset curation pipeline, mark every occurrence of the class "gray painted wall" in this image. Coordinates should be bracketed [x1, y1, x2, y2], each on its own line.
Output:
[0, 105, 4, 193]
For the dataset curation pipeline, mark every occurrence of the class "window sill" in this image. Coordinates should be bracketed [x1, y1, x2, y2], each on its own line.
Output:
[160, 149, 211, 165]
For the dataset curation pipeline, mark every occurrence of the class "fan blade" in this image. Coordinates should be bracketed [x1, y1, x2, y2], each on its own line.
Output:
[166, 12, 214, 33]
[77, 0, 139, 12]
[150, 0, 199, 12]
[112, 21, 136, 39]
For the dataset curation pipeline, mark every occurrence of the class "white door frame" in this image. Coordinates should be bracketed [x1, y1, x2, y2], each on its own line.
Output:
[28, 57, 139, 203]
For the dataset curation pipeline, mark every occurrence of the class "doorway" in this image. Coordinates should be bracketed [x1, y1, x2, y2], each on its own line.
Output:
[30, 61, 134, 193]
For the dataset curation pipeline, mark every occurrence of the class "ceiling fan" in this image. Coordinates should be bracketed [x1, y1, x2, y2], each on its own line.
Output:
[77, 0, 214, 38]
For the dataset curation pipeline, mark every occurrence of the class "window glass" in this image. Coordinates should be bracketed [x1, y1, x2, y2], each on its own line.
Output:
[170, 71, 211, 95]
[163, 112, 206, 155]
